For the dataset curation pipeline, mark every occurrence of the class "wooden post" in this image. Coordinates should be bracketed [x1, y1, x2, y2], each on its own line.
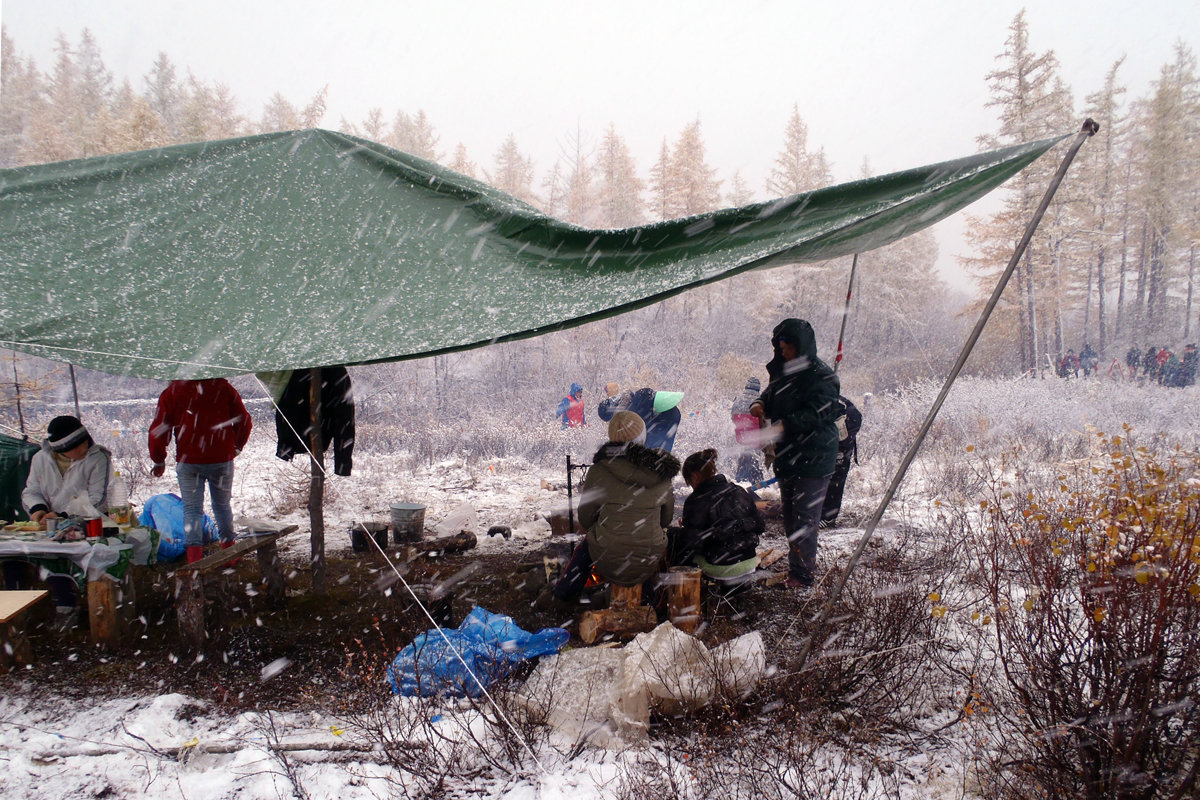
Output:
[87, 576, 128, 648]
[666, 566, 702, 634]
[258, 540, 285, 603]
[175, 571, 206, 652]
[308, 367, 326, 596]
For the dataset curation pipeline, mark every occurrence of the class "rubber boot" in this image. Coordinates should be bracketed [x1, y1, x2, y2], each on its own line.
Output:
[221, 539, 239, 565]
[186, 545, 204, 564]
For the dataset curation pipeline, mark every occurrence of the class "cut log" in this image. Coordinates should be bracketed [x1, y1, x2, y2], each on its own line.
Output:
[578, 583, 656, 644]
[665, 566, 702, 634]
[408, 530, 477, 556]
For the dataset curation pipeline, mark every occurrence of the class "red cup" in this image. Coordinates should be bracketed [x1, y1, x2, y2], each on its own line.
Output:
[85, 517, 102, 538]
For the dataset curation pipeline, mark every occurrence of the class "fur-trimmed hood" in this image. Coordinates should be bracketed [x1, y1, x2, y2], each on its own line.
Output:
[592, 441, 681, 484]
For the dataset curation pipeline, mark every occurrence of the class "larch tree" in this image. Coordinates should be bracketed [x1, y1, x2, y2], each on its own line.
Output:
[726, 170, 754, 208]
[766, 103, 832, 197]
[487, 133, 538, 207]
[449, 142, 478, 179]
[1077, 57, 1127, 354]
[142, 52, 182, 140]
[559, 125, 599, 227]
[178, 75, 244, 142]
[540, 160, 567, 218]
[594, 124, 644, 228]
[0, 28, 44, 167]
[964, 10, 1072, 374]
[390, 109, 441, 162]
[356, 107, 387, 142]
[108, 80, 170, 153]
[73, 29, 114, 156]
[1128, 43, 1199, 344]
[669, 118, 722, 216]
[647, 139, 674, 221]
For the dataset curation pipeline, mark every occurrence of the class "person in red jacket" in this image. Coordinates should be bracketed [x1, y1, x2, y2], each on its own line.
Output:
[148, 379, 252, 563]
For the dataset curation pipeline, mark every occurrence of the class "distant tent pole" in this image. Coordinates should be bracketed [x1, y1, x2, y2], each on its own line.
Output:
[793, 119, 1099, 673]
[11, 352, 26, 437]
[834, 253, 859, 373]
[68, 364, 81, 419]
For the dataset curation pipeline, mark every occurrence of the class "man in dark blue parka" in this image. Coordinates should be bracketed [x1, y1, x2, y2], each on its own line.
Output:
[750, 318, 840, 590]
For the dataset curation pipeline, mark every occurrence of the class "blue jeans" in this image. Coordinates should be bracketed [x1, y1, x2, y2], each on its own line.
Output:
[779, 474, 831, 586]
[176, 461, 235, 547]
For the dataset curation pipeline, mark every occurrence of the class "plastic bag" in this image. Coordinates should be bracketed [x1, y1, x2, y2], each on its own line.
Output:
[433, 502, 478, 536]
[138, 493, 219, 562]
[387, 606, 569, 697]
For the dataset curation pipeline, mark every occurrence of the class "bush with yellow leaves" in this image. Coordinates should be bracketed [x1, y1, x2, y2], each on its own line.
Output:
[974, 428, 1200, 800]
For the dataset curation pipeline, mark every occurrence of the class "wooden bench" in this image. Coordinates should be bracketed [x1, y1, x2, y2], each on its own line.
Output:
[173, 526, 298, 651]
[0, 589, 49, 672]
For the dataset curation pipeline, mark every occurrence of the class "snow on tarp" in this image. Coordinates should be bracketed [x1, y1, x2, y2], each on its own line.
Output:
[0, 129, 1064, 380]
[517, 622, 766, 749]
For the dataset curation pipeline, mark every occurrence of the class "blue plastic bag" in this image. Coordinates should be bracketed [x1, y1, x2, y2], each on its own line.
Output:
[387, 606, 570, 697]
[138, 493, 219, 562]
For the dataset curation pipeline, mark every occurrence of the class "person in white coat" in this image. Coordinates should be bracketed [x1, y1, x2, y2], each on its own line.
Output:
[21, 415, 113, 524]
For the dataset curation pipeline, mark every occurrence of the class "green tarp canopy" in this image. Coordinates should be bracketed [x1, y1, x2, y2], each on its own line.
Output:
[0, 129, 1064, 380]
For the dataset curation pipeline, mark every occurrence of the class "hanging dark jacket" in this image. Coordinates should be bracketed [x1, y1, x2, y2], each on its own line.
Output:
[681, 474, 765, 566]
[275, 367, 356, 476]
[756, 318, 840, 479]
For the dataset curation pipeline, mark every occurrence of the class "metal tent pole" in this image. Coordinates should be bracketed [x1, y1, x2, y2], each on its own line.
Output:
[793, 119, 1099, 672]
[834, 253, 859, 373]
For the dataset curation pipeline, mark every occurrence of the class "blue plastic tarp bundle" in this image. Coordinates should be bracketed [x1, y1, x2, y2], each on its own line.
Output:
[387, 606, 570, 697]
[138, 493, 219, 562]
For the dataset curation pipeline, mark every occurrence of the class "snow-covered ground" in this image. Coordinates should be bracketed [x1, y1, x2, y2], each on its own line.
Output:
[2, 375, 1196, 799]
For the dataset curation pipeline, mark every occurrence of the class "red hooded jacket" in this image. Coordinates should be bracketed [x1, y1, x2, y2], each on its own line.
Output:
[148, 379, 252, 465]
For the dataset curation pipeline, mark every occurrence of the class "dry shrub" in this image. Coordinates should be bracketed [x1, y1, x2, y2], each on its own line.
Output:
[795, 558, 944, 738]
[616, 718, 903, 800]
[975, 429, 1200, 799]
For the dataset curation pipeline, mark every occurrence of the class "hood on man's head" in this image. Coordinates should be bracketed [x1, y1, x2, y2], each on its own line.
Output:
[569, 382, 583, 397]
[772, 318, 818, 361]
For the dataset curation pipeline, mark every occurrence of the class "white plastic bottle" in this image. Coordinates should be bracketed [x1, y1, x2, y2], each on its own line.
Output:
[108, 470, 130, 523]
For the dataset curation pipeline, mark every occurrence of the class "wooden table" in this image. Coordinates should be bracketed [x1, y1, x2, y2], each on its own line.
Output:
[0, 589, 49, 671]
[0, 537, 136, 648]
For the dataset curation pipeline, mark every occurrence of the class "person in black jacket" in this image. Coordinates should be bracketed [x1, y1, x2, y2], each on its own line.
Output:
[672, 448, 765, 581]
[750, 318, 840, 590]
[274, 367, 356, 476]
[820, 396, 862, 528]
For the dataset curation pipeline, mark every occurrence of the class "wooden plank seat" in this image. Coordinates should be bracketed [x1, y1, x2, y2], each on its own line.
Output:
[0, 589, 49, 672]
[173, 525, 298, 651]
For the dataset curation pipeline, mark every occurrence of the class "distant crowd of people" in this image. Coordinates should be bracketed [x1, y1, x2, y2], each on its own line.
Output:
[1057, 342, 1198, 387]
[1124, 343, 1198, 387]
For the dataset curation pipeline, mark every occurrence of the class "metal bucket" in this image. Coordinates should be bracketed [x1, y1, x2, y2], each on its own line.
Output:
[390, 503, 426, 544]
[350, 521, 389, 553]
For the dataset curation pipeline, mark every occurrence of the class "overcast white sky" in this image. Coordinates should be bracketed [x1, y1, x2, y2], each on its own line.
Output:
[2, 0, 1197, 289]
